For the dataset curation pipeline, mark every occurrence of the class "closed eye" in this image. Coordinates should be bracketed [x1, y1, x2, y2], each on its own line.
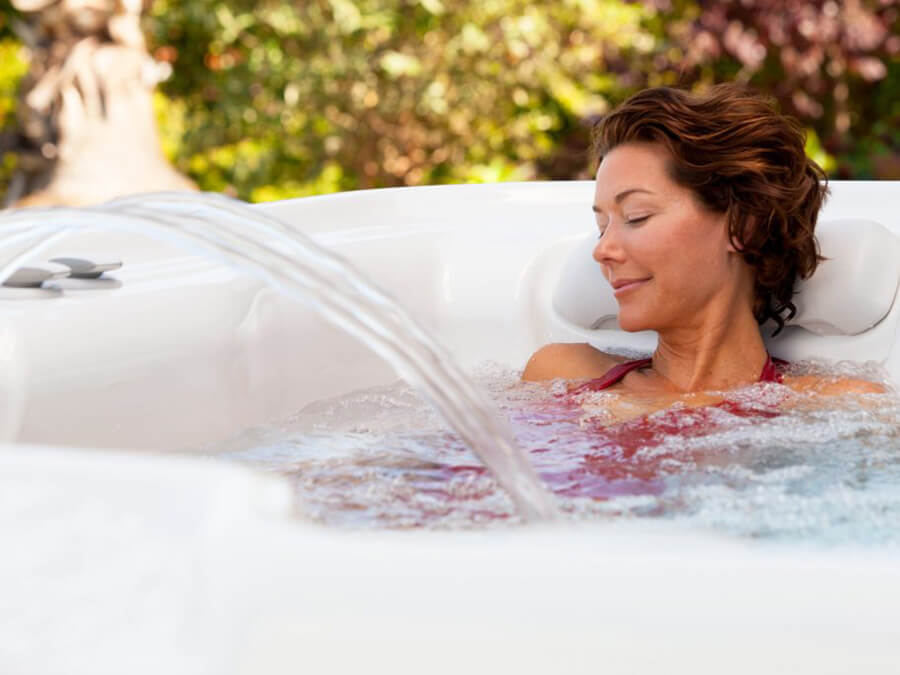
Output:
[596, 215, 650, 239]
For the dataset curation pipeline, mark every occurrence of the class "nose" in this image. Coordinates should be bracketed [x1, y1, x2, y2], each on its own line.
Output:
[592, 221, 625, 266]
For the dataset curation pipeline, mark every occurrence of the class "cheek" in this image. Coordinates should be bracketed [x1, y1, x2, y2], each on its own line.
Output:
[674, 249, 733, 318]
[627, 227, 683, 279]
[633, 220, 729, 301]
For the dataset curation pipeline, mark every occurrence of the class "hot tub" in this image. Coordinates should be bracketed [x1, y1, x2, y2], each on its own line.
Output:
[1, 181, 899, 675]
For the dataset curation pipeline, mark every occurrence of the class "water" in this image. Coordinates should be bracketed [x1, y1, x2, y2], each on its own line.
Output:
[218, 360, 900, 546]
[0, 192, 555, 520]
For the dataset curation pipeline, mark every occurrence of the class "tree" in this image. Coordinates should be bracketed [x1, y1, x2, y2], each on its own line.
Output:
[145, 0, 669, 200]
[1, 1, 897, 206]
[658, 0, 900, 178]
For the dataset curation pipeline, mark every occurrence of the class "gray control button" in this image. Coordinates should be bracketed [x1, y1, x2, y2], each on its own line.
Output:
[49, 257, 123, 279]
[3, 263, 72, 288]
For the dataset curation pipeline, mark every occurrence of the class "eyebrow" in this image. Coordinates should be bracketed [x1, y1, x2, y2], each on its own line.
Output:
[592, 188, 654, 212]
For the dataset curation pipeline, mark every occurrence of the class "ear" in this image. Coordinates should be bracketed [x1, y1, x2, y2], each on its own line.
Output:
[725, 213, 752, 254]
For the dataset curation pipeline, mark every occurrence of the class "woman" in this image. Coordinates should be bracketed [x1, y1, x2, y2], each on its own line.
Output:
[523, 84, 882, 404]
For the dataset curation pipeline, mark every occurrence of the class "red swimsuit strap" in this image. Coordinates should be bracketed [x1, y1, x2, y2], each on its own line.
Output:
[571, 354, 788, 394]
[569, 358, 652, 394]
[760, 355, 789, 384]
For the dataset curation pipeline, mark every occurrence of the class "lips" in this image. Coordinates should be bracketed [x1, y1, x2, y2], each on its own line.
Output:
[611, 277, 651, 296]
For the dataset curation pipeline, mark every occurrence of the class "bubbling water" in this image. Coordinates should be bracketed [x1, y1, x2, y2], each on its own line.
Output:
[219, 360, 900, 546]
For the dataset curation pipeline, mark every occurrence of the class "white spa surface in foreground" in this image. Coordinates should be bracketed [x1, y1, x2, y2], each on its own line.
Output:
[5, 445, 900, 675]
[1, 181, 899, 674]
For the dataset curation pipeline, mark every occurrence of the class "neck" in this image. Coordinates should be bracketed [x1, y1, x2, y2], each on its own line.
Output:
[651, 304, 768, 392]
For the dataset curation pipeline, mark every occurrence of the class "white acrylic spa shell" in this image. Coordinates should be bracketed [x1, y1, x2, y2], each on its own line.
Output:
[2, 181, 899, 675]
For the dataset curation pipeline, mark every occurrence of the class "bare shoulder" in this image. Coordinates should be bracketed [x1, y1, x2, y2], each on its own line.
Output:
[522, 342, 623, 382]
[784, 375, 888, 395]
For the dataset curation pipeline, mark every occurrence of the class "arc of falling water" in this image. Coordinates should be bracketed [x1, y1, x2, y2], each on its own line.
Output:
[0, 193, 558, 521]
[115, 198, 557, 521]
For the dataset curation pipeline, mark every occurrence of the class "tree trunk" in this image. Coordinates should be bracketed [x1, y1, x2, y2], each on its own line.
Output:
[8, 0, 195, 208]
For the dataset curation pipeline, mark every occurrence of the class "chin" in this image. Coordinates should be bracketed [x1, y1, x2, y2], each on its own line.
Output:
[616, 309, 654, 333]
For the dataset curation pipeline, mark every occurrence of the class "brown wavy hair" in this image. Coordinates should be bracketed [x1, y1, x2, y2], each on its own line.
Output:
[591, 83, 828, 335]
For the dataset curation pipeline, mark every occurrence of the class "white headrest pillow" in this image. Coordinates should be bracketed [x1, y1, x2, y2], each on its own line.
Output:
[553, 218, 900, 336]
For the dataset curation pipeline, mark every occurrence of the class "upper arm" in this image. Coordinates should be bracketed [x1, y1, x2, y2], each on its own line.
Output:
[819, 378, 887, 395]
[522, 343, 619, 382]
[786, 375, 888, 396]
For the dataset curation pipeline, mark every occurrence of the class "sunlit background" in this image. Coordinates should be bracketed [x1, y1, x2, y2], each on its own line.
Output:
[0, 0, 897, 207]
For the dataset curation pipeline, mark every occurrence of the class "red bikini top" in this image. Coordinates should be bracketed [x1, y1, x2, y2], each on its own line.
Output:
[571, 354, 787, 394]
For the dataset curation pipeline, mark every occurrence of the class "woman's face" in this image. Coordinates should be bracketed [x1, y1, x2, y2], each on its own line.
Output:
[592, 141, 743, 333]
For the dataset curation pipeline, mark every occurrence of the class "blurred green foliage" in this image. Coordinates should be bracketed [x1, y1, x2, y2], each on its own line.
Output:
[1, 1, 898, 202]
[143, 0, 667, 200]
[0, 7, 28, 194]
